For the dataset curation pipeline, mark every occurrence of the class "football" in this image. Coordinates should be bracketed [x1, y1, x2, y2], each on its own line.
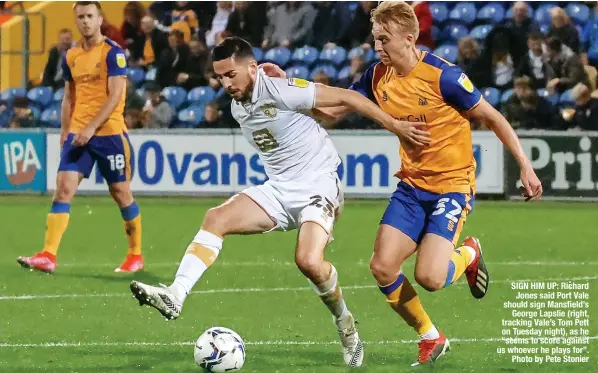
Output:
[194, 327, 246, 372]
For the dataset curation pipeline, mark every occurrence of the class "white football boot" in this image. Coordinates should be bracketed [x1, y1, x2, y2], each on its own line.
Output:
[130, 280, 182, 320]
[335, 312, 364, 367]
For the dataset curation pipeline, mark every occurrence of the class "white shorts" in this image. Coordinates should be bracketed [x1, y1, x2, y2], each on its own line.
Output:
[241, 172, 344, 234]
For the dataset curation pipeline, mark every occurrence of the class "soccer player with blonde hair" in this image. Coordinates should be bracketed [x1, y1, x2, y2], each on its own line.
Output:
[263, 1, 543, 366]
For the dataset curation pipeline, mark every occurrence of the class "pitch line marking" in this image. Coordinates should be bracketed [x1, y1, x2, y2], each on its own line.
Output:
[0, 275, 596, 301]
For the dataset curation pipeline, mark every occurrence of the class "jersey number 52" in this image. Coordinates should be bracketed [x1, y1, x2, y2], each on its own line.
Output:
[432, 198, 463, 223]
[252, 128, 279, 152]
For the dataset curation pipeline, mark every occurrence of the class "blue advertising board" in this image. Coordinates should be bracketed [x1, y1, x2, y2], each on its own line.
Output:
[0, 132, 47, 192]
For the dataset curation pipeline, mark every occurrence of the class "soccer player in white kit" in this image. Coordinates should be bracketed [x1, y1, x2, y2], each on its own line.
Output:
[130, 37, 429, 367]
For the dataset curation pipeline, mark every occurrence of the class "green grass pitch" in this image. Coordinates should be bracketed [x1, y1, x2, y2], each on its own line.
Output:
[0, 196, 596, 372]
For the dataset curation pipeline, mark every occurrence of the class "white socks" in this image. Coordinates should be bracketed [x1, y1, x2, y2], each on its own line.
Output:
[309, 264, 349, 321]
[170, 229, 223, 303]
[420, 325, 440, 341]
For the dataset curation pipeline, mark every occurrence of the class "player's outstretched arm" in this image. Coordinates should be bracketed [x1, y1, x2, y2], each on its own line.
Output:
[314, 84, 431, 146]
[60, 82, 73, 147]
[72, 76, 126, 147]
[469, 98, 543, 201]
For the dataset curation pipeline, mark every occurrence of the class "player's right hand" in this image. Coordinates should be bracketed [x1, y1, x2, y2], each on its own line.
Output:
[259, 63, 286, 79]
[391, 120, 431, 147]
[60, 130, 69, 148]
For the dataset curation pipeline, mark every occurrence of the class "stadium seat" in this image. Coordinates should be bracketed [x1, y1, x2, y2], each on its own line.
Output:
[559, 89, 575, 108]
[347, 46, 376, 64]
[264, 46, 291, 67]
[1, 87, 26, 102]
[482, 87, 500, 107]
[176, 105, 204, 128]
[540, 24, 550, 35]
[145, 68, 157, 81]
[430, 2, 449, 24]
[53, 87, 64, 102]
[252, 47, 264, 62]
[448, 2, 477, 25]
[534, 4, 556, 26]
[310, 65, 338, 80]
[28, 105, 41, 120]
[291, 46, 319, 66]
[477, 3, 505, 24]
[285, 65, 310, 80]
[126, 67, 145, 86]
[506, 4, 534, 19]
[577, 25, 587, 45]
[217, 87, 226, 97]
[41, 105, 61, 128]
[431, 25, 443, 44]
[433, 45, 458, 63]
[566, 3, 590, 25]
[501, 89, 513, 104]
[27, 86, 53, 108]
[537, 88, 559, 106]
[319, 45, 348, 66]
[187, 86, 216, 105]
[337, 65, 352, 81]
[444, 23, 469, 42]
[161, 86, 187, 109]
[417, 45, 431, 53]
[470, 24, 493, 41]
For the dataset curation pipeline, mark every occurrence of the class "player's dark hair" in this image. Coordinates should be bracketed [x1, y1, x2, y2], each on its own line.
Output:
[73, 1, 102, 11]
[211, 37, 254, 62]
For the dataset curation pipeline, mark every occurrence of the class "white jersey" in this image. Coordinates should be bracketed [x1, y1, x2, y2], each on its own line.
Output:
[231, 69, 341, 183]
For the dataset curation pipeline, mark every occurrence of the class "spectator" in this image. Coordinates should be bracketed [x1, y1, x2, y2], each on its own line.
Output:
[42, 28, 73, 90]
[312, 71, 330, 85]
[582, 4, 598, 67]
[141, 82, 174, 128]
[410, 1, 434, 49]
[138, 15, 168, 69]
[101, 15, 126, 47]
[225, 1, 267, 47]
[205, 1, 234, 47]
[571, 83, 598, 130]
[516, 31, 553, 90]
[502, 1, 540, 67]
[124, 78, 146, 129]
[547, 7, 580, 53]
[545, 37, 589, 94]
[310, 2, 352, 49]
[503, 76, 562, 129]
[0, 99, 11, 128]
[177, 37, 210, 90]
[262, 2, 317, 49]
[157, 29, 190, 88]
[491, 42, 515, 90]
[8, 97, 36, 129]
[199, 102, 225, 128]
[347, 2, 377, 49]
[476, 26, 517, 89]
[121, 1, 146, 62]
[170, 1, 199, 43]
[457, 36, 483, 86]
[338, 55, 366, 88]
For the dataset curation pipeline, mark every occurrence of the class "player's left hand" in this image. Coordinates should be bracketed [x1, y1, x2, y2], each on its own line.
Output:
[72, 126, 95, 147]
[519, 165, 542, 201]
[259, 63, 286, 79]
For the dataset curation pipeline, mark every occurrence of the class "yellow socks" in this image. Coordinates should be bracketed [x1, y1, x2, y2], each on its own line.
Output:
[42, 202, 71, 256]
[444, 246, 476, 287]
[120, 202, 142, 256]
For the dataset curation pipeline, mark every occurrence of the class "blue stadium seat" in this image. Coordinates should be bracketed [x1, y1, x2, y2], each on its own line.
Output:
[559, 89, 575, 108]
[126, 67, 145, 86]
[534, 4, 556, 26]
[319, 46, 347, 66]
[566, 3, 590, 25]
[252, 47, 264, 62]
[1, 87, 26, 102]
[540, 24, 550, 35]
[477, 3, 505, 24]
[444, 24, 469, 42]
[0, 109, 11, 128]
[291, 46, 319, 66]
[53, 87, 64, 102]
[417, 45, 432, 53]
[482, 87, 500, 107]
[310, 65, 338, 80]
[501, 89, 513, 104]
[161, 86, 187, 109]
[432, 25, 443, 44]
[217, 87, 225, 97]
[187, 86, 216, 105]
[449, 2, 477, 25]
[264, 46, 291, 67]
[285, 65, 310, 80]
[27, 87, 53, 108]
[433, 45, 458, 63]
[41, 105, 61, 128]
[470, 24, 493, 41]
[506, 4, 534, 19]
[145, 68, 157, 81]
[337, 65, 352, 81]
[28, 105, 41, 120]
[430, 2, 449, 24]
[347, 46, 376, 64]
[577, 25, 587, 45]
[537, 88, 559, 106]
[176, 105, 204, 128]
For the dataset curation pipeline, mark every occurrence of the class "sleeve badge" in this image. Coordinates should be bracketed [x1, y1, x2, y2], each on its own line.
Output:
[457, 73, 474, 93]
[116, 53, 127, 68]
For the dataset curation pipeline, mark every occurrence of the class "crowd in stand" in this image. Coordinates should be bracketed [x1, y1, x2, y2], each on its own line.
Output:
[1, 1, 597, 131]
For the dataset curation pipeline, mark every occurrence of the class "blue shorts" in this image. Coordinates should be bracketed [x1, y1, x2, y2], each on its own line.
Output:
[380, 182, 474, 246]
[58, 132, 133, 184]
